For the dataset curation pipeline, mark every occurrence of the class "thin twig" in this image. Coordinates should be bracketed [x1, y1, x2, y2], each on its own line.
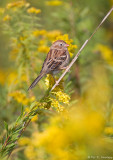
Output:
[51, 6, 113, 91]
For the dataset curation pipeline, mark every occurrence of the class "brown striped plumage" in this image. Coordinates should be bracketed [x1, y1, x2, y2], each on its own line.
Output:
[28, 40, 70, 90]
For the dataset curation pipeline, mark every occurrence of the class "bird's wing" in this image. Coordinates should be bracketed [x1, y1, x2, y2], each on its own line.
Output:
[41, 49, 67, 72]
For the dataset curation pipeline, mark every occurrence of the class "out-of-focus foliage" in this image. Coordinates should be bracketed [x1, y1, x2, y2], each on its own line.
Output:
[18, 65, 113, 160]
[0, 0, 113, 160]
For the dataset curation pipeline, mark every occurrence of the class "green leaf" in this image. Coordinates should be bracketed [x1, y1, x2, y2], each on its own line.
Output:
[30, 101, 38, 109]
[16, 106, 24, 123]
[4, 121, 8, 133]
[21, 105, 24, 115]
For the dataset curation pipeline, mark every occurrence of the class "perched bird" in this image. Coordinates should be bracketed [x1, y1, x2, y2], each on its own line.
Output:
[28, 40, 70, 90]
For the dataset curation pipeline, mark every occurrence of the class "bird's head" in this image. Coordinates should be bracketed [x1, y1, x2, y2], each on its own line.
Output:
[51, 40, 69, 50]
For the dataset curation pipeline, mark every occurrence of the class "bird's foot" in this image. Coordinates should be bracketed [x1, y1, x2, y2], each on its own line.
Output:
[55, 80, 59, 86]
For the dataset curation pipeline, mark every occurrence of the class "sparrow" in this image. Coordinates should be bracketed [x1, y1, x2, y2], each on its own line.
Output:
[28, 40, 70, 90]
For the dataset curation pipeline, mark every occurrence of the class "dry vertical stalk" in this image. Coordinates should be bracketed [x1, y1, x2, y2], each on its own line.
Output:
[51, 6, 113, 91]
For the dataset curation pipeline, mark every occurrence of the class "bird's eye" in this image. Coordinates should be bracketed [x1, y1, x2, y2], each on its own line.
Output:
[60, 43, 62, 46]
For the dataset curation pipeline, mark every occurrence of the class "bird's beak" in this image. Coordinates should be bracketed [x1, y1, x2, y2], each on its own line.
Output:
[65, 43, 69, 47]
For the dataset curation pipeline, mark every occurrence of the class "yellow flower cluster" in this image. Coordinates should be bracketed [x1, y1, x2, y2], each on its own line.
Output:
[0, 69, 8, 85]
[45, 74, 55, 89]
[31, 115, 38, 122]
[24, 146, 37, 160]
[6, 0, 30, 9]
[9, 91, 35, 105]
[0, 8, 5, 14]
[45, 74, 70, 111]
[19, 107, 104, 160]
[32, 29, 62, 53]
[53, 91, 70, 104]
[104, 127, 113, 135]
[37, 39, 50, 53]
[7, 72, 18, 86]
[37, 45, 50, 53]
[10, 31, 76, 59]
[32, 29, 47, 37]
[96, 44, 113, 65]
[45, 74, 64, 91]
[46, 30, 61, 40]
[32, 30, 61, 53]
[55, 34, 77, 57]
[27, 7, 41, 14]
[32, 29, 60, 54]
[3, 15, 11, 21]
[46, 0, 63, 6]
[7, 71, 28, 87]
[6, 1, 30, 9]
[18, 137, 30, 146]
[46, 74, 65, 92]
[50, 98, 64, 111]
[18, 66, 112, 160]
[32, 29, 61, 39]
[32, 30, 76, 58]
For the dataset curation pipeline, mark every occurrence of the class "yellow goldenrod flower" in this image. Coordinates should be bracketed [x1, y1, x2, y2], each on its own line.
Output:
[18, 137, 30, 146]
[37, 126, 66, 150]
[50, 98, 60, 108]
[25, 107, 30, 112]
[9, 91, 35, 105]
[32, 29, 47, 37]
[31, 115, 38, 122]
[38, 40, 47, 46]
[9, 91, 29, 105]
[46, 30, 61, 40]
[96, 44, 113, 65]
[24, 108, 104, 160]
[24, 145, 37, 160]
[45, 74, 70, 109]
[46, 0, 63, 6]
[27, 7, 41, 14]
[6, 1, 29, 9]
[19, 36, 27, 41]
[53, 91, 70, 104]
[21, 74, 28, 82]
[3, 15, 11, 21]
[0, 8, 5, 14]
[18, 66, 111, 160]
[65, 109, 104, 141]
[7, 71, 28, 86]
[104, 127, 113, 135]
[45, 74, 55, 89]
[0, 69, 8, 85]
[55, 34, 73, 43]
[7, 72, 18, 86]
[29, 96, 36, 102]
[32, 30, 39, 37]
[50, 98, 64, 112]
[37, 45, 50, 53]
[38, 30, 47, 35]
[45, 74, 64, 91]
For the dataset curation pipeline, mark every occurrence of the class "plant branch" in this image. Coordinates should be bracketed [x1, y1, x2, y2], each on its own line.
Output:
[51, 6, 113, 91]
[0, 103, 44, 159]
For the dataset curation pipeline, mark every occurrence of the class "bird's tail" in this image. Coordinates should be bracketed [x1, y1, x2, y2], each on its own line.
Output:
[28, 72, 45, 91]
